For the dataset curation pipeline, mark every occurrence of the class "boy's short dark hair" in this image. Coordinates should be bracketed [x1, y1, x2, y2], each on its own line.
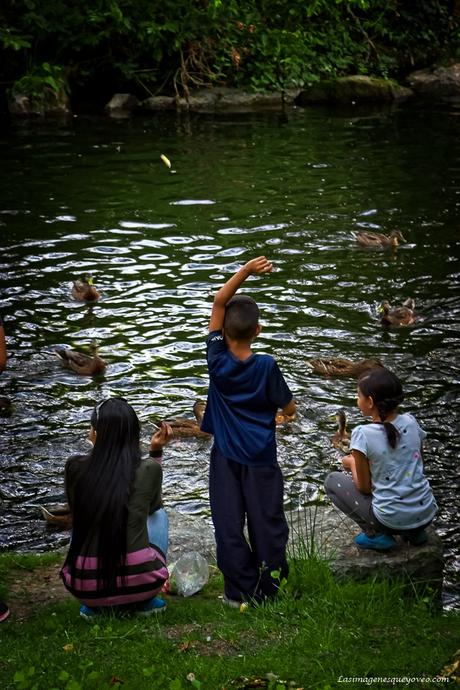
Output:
[224, 295, 259, 341]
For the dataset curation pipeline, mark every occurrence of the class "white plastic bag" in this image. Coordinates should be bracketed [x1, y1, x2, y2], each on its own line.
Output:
[169, 551, 209, 597]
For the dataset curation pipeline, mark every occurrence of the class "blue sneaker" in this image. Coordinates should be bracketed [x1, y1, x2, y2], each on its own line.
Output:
[139, 596, 167, 615]
[355, 532, 396, 551]
[79, 604, 98, 620]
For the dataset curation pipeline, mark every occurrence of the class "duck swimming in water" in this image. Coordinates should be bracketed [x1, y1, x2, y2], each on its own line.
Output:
[352, 230, 406, 249]
[71, 277, 100, 302]
[192, 399, 206, 425]
[306, 357, 383, 378]
[41, 504, 72, 529]
[156, 399, 211, 439]
[379, 299, 416, 327]
[55, 342, 107, 376]
[330, 409, 350, 451]
[164, 399, 296, 438]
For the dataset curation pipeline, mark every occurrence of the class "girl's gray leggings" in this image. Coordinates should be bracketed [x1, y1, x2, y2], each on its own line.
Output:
[324, 471, 381, 534]
[324, 471, 430, 538]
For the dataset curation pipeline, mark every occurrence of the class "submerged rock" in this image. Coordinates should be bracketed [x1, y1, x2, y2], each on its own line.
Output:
[142, 95, 176, 110]
[8, 88, 71, 117]
[105, 93, 140, 115]
[407, 62, 460, 99]
[296, 76, 413, 105]
[142, 87, 300, 113]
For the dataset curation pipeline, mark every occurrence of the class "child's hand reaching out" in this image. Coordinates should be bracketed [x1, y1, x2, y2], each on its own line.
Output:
[150, 422, 173, 453]
[341, 454, 354, 471]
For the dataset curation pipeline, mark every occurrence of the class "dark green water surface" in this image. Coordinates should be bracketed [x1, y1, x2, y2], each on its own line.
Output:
[0, 103, 458, 606]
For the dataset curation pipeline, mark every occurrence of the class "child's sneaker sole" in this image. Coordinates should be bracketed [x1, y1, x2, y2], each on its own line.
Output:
[79, 605, 98, 620]
[222, 595, 244, 609]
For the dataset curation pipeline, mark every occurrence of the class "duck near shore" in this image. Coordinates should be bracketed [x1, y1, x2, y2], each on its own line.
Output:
[41, 504, 72, 529]
[159, 398, 296, 439]
[162, 417, 212, 439]
[330, 409, 350, 451]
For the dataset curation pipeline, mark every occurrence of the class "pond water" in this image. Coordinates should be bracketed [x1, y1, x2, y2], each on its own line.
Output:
[0, 102, 458, 607]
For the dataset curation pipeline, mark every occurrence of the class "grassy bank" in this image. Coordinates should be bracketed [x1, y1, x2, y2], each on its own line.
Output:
[0, 552, 457, 690]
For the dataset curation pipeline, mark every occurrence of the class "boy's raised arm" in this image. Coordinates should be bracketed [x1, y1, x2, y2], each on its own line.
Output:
[208, 256, 273, 332]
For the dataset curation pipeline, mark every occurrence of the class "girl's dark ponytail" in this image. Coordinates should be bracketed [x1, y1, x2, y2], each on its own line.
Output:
[376, 400, 400, 448]
[358, 369, 404, 449]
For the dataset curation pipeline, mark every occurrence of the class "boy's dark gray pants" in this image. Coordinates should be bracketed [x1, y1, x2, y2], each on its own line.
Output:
[209, 445, 289, 602]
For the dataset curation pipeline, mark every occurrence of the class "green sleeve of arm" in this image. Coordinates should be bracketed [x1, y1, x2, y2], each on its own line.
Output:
[146, 460, 163, 514]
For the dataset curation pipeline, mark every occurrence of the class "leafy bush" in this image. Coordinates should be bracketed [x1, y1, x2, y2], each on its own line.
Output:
[0, 0, 458, 103]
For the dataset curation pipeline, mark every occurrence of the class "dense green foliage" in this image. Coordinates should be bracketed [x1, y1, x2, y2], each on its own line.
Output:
[0, 552, 458, 689]
[0, 1, 459, 104]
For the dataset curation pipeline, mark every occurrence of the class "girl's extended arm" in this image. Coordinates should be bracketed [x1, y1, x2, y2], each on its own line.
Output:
[208, 256, 273, 332]
[342, 450, 372, 494]
[352, 450, 372, 494]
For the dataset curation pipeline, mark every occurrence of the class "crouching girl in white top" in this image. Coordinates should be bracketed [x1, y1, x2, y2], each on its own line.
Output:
[325, 367, 437, 551]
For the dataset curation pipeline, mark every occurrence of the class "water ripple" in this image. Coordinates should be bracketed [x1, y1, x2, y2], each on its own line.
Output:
[0, 106, 458, 606]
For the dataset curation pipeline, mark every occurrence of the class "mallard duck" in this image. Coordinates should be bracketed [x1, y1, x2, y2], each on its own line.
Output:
[352, 230, 406, 249]
[163, 417, 212, 439]
[55, 342, 107, 376]
[192, 399, 206, 425]
[41, 503, 72, 529]
[379, 299, 415, 327]
[330, 409, 350, 451]
[71, 277, 100, 302]
[155, 399, 212, 439]
[306, 357, 383, 378]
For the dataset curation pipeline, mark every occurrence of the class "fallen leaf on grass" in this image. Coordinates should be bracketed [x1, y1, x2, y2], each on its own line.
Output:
[62, 644, 74, 652]
[180, 641, 197, 652]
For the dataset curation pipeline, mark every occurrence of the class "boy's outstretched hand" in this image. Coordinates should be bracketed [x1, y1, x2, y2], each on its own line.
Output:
[243, 256, 273, 276]
[209, 255, 273, 332]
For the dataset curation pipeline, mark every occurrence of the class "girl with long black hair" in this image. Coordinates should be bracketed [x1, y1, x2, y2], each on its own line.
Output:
[325, 367, 437, 551]
[61, 397, 172, 617]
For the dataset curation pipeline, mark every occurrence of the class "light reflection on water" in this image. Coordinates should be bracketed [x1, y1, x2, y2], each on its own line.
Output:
[0, 104, 459, 607]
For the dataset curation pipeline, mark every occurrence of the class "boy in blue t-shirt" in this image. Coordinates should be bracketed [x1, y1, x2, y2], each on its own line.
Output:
[201, 256, 296, 605]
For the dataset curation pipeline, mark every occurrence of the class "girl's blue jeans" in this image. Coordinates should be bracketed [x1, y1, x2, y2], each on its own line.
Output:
[147, 507, 169, 557]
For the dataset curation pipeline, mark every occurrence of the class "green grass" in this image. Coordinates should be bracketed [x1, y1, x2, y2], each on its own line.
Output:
[0, 553, 457, 690]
